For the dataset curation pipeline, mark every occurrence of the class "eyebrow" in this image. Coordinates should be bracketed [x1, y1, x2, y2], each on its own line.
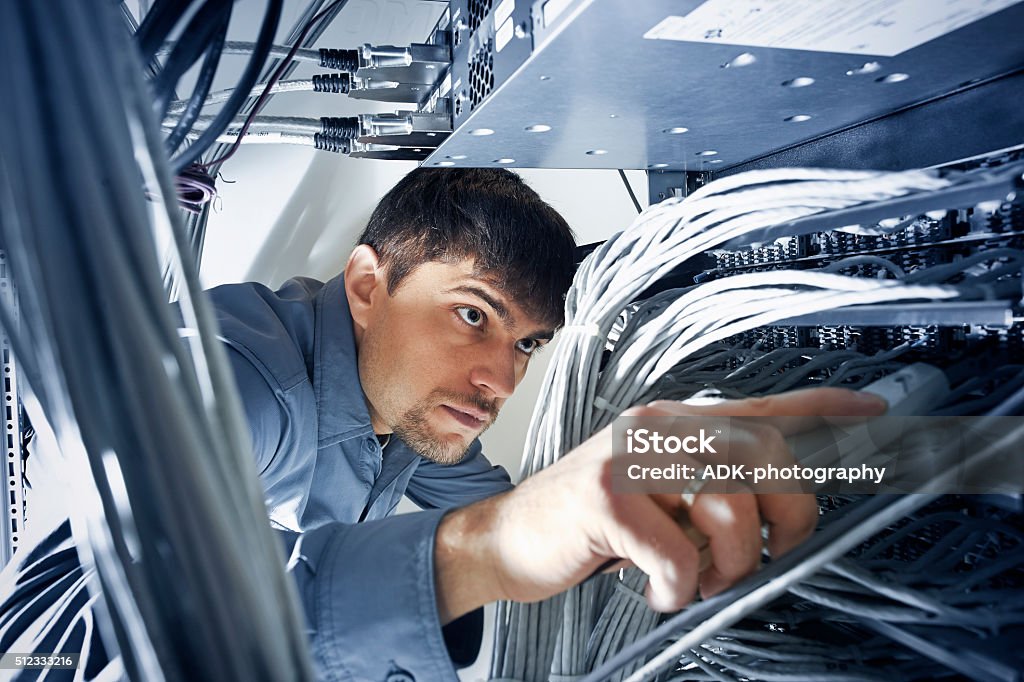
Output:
[446, 284, 554, 340]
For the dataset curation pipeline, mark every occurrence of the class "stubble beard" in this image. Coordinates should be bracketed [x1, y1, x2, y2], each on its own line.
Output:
[392, 388, 498, 465]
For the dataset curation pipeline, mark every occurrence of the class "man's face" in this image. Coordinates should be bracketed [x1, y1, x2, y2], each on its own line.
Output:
[353, 258, 554, 465]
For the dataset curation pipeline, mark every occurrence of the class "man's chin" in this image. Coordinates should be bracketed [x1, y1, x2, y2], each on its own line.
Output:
[393, 403, 494, 465]
[397, 426, 472, 466]
[418, 441, 471, 466]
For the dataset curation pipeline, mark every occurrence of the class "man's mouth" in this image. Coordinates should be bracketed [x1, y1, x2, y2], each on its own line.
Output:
[440, 404, 489, 430]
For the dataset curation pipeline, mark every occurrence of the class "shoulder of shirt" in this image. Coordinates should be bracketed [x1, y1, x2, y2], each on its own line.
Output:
[205, 278, 325, 393]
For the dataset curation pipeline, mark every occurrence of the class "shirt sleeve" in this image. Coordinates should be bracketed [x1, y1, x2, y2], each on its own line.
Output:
[288, 510, 460, 682]
[223, 345, 315, 531]
[404, 439, 514, 510]
[223, 345, 286, 475]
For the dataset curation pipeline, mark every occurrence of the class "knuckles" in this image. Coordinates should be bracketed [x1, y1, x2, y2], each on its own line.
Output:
[737, 395, 776, 415]
[737, 421, 791, 466]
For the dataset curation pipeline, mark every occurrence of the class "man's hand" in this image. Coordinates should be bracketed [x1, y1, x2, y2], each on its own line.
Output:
[434, 387, 887, 623]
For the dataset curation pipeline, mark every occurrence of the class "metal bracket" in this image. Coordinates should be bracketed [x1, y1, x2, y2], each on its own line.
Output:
[647, 170, 709, 205]
[0, 250, 24, 569]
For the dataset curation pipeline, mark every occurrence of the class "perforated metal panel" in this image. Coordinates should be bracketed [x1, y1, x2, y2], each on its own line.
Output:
[467, 0, 494, 35]
[469, 39, 496, 107]
[430, 0, 1024, 170]
[0, 251, 24, 568]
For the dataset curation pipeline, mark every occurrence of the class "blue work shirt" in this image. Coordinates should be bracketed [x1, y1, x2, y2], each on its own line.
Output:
[207, 273, 514, 681]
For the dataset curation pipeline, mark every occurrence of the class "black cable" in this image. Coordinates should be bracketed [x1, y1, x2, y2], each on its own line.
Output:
[171, 0, 283, 173]
[20, 411, 33, 489]
[135, 0, 190, 62]
[619, 169, 643, 214]
[163, 9, 229, 154]
[174, 165, 218, 213]
[0, 0, 317, 675]
[313, 134, 351, 154]
[319, 116, 359, 138]
[255, 0, 346, 86]
[190, 0, 351, 261]
[196, 0, 347, 170]
[152, 0, 231, 117]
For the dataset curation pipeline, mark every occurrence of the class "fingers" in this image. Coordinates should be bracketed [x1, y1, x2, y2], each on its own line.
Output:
[647, 387, 888, 435]
[649, 493, 712, 570]
[609, 389, 850, 601]
[604, 494, 702, 612]
[684, 490, 762, 597]
[674, 417, 818, 565]
[649, 491, 760, 597]
[757, 492, 819, 557]
[653, 487, 815, 596]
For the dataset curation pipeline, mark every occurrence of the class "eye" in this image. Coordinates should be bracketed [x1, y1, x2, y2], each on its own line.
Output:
[455, 306, 485, 328]
[515, 338, 541, 356]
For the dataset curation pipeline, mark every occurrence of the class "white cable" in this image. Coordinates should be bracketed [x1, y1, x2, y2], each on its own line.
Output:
[524, 170, 956, 476]
[164, 115, 323, 136]
[172, 125, 318, 147]
[221, 40, 321, 63]
[166, 79, 316, 115]
[157, 40, 321, 64]
[210, 132, 316, 146]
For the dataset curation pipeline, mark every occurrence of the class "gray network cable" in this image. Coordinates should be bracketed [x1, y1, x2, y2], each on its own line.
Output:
[491, 164, 1014, 681]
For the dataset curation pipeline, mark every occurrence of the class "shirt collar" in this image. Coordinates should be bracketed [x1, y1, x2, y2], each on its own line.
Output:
[312, 273, 376, 446]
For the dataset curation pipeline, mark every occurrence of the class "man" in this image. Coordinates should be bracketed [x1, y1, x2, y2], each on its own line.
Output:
[0, 167, 885, 681]
[208, 167, 887, 680]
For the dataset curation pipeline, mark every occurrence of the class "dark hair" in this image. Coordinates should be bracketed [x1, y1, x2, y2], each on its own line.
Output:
[358, 168, 577, 328]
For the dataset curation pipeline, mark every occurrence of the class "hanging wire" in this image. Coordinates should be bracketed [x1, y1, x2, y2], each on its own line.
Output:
[0, 1, 315, 678]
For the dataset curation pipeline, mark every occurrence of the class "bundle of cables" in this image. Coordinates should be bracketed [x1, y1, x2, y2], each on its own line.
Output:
[136, 0, 284, 174]
[647, 341, 916, 401]
[133, 0, 354, 218]
[666, 497, 1024, 681]
[491, 164, 1022, 681]
[0, 1, 313, 679]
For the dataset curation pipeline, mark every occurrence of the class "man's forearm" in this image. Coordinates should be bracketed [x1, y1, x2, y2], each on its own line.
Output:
[431, 389, 882, 627]
[434, 493, 510, 624]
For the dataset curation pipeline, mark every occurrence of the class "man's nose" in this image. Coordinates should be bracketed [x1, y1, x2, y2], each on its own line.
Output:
[469, 347, 517, 400]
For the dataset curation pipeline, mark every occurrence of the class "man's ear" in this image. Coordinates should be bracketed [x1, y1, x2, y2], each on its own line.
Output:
[344, 244, 384, 331]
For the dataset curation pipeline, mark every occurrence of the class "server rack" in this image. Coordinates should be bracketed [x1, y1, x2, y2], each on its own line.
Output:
[427, 1, 1024, 679]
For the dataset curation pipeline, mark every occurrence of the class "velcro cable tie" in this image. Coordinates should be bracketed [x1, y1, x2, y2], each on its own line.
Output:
[593, 395, 628, 413]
